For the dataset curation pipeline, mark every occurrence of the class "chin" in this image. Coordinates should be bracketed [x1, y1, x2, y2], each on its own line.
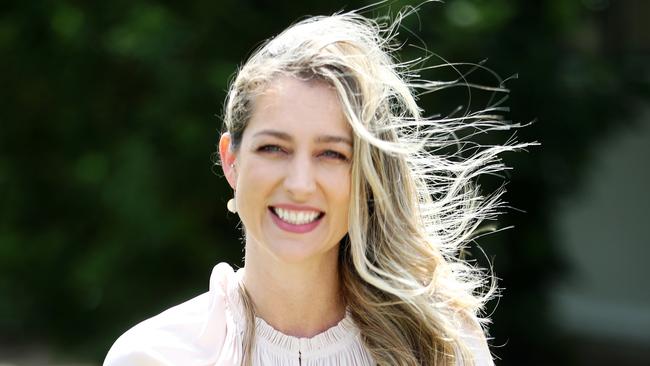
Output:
[265, 239, 340, 265]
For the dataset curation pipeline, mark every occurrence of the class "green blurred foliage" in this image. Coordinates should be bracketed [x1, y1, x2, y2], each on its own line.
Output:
[1, 0, 648, 364]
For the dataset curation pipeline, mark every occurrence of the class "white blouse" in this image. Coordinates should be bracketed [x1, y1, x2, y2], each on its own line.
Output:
[104, 263, 374, 365]
[104, 263, 493, 365]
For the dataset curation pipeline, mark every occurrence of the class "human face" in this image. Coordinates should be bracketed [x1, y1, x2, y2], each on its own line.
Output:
[222, 76, 352, 264]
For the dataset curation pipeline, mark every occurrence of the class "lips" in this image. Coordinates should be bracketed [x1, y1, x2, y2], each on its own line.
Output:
[268, 205, 325, 233]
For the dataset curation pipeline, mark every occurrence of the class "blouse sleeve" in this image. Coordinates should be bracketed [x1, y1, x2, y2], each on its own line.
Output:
[459, 317, 495, 366]
[103, 263, 242, 366]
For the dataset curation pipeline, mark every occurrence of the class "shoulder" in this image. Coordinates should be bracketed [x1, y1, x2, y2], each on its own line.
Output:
[103, 292, 212, 365]
[457, 315, 495, 366]
[104, 263, 242, 366]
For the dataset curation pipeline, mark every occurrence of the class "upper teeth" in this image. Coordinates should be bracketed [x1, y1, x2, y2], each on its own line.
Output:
[273, 207, 321, 225]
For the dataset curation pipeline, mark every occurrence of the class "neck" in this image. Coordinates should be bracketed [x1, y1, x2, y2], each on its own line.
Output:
[242, 241, 346, 338]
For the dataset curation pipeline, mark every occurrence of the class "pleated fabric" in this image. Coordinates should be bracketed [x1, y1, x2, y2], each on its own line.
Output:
[103, 263, 375, 366]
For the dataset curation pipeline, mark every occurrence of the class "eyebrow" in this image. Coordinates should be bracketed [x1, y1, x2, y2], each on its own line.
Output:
[253, 129, 352, 147]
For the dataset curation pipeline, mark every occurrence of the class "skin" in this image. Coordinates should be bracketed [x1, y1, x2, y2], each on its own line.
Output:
[219, 76, 352, 338]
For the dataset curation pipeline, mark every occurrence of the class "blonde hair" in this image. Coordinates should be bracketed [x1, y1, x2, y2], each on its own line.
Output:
[222, 7, 525, 366]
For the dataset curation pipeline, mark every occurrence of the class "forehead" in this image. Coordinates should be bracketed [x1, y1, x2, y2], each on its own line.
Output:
[244, 76, 351, 139]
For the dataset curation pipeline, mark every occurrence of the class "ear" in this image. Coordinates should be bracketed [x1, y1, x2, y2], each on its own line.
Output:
[219, 132, 238, 189]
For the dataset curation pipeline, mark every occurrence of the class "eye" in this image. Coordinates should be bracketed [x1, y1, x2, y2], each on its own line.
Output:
[257, 144, 285, 154]
[320, 150, 349, 162]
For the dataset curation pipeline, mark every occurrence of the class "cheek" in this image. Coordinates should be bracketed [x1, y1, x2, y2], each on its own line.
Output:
[322, 167, 351, 205]
[235, 159, 279, 216]
[236, 158, 277, 188]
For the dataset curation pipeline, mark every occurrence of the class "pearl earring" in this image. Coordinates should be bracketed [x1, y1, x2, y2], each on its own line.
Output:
[226, 163, 237, 213]
[227, 197, 237, 213]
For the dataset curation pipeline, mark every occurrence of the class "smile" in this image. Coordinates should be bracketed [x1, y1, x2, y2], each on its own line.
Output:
[268, 206, 325, 234]
[270, 207, 324, 225]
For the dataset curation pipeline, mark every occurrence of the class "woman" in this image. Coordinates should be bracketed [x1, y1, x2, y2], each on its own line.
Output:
[105, 9, 522, 366]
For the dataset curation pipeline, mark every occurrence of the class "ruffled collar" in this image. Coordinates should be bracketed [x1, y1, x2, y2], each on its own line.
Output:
[254, 312, 358, 357]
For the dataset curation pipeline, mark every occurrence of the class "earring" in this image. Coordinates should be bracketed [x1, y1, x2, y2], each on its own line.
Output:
[227, 163, 237, 213]
[227, 197, 237, 213]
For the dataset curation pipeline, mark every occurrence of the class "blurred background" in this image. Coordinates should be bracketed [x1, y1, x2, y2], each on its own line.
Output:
[1, 0, 648, 365]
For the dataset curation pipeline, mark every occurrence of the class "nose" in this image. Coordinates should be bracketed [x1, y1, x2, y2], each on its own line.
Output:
[283, 153, 317, 200]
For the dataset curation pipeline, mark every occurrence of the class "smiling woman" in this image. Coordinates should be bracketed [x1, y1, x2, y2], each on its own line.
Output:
[104, 6, 524, 366]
